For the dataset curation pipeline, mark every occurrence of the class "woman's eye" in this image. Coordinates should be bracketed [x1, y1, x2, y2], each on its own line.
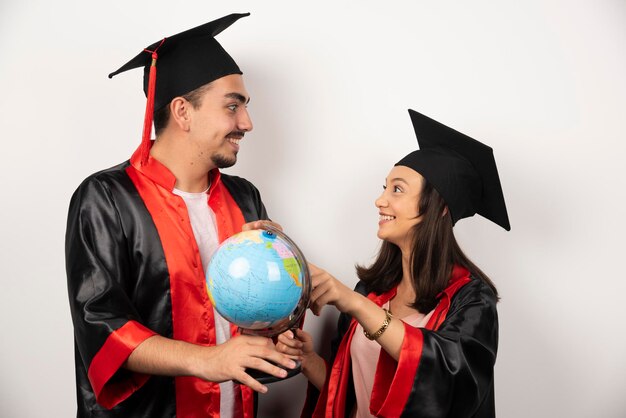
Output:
[393, 186, 402, 193]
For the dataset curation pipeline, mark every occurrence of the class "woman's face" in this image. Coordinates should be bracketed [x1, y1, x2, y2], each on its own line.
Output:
[375, 165, 424, 249]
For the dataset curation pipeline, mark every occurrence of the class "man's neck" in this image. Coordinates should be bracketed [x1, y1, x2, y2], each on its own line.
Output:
[150, 134, 216, 193]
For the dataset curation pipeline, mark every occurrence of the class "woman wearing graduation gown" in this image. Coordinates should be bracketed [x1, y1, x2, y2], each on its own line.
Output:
[278, 110, 511, 418]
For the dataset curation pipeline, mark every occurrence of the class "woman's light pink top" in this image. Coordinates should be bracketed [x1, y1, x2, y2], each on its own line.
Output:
[350, 302, 434, 418]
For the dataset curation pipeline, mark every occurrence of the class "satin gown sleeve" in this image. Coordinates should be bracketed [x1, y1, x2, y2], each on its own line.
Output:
[65, 176, 157, 409]
[370, 277, 498, 418]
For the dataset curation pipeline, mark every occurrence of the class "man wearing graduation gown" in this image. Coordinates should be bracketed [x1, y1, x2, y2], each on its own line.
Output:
[65, 13, 295, 417]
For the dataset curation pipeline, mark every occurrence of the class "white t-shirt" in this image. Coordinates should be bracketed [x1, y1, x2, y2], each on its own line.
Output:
[173, 187, 239, 418]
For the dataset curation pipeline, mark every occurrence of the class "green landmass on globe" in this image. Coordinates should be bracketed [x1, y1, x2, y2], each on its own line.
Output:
[206, 229, 305, 330]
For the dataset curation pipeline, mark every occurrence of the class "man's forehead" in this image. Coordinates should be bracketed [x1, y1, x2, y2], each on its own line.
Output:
[209, 75, 250, 101]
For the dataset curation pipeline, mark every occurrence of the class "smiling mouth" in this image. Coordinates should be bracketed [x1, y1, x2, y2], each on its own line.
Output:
[379, 215, 395, 221]
[226, 132, 244, 146]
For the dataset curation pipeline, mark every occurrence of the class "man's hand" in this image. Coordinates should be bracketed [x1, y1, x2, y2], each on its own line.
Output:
[194, 334, 296, 393]
[241, 220, 283, 232]
[125, 334, 296, 394]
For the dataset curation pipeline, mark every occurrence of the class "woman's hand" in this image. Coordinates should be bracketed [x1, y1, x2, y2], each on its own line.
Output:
[276, 328, 327, 390]
[276, 329, 314, 361]
[308, 263, 365, 316]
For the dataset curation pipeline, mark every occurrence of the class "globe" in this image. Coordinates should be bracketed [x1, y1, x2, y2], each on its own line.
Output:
[206, 227, 310, 337]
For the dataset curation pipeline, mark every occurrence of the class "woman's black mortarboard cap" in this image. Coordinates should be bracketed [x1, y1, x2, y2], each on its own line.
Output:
[108, 13, 250, 165]
[395, 110, 511, 231]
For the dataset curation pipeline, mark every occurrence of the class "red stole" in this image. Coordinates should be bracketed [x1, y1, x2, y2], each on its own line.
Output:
[126, 144, 254, 418]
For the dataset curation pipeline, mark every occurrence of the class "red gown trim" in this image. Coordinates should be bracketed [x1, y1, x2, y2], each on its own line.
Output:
[317, 266, 471, 417]
[88, 320, 157, 409]
[370, 323, 423, 417]
[426, 265, 472, 330]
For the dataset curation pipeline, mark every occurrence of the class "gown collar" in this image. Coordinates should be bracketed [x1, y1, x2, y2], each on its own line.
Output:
[130, 141, 221, 193]
[367, 265, 471, 307]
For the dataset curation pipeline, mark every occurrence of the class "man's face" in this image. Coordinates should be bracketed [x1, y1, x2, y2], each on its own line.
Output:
[187, 74, 253, 169]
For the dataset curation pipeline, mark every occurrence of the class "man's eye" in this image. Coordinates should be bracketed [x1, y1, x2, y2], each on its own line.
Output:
[227, 104, 238, 112]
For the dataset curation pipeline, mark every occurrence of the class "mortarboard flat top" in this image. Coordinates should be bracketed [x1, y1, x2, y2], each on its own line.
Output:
[396, 109, 510, 231]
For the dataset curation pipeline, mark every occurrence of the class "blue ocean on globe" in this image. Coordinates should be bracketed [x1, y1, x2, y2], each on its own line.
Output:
[206, 229, 304, 330]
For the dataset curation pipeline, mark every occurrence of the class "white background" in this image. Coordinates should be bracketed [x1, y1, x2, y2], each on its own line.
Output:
[1, 1, 625, 417]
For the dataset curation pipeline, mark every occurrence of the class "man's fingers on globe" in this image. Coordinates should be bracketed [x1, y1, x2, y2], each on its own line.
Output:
[241, 221, 258, 231]
[241, 220, 283, 232]
[262, 220, 283, 231]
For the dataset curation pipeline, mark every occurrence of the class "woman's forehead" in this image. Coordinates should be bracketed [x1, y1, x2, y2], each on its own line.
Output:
[387, 165, 424, 186]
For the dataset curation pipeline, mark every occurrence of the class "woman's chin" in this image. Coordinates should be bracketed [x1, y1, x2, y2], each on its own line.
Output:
[377, 232, 396, 246]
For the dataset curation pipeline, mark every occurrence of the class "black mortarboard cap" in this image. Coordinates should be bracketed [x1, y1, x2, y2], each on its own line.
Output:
[108, 13, 249, 165]
[396, 110, 510, 230]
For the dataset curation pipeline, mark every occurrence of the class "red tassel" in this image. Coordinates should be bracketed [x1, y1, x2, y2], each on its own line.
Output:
[140, 39, 166, 166]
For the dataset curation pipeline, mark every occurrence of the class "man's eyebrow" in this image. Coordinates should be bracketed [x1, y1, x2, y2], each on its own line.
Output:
[224, 92, 250, 104]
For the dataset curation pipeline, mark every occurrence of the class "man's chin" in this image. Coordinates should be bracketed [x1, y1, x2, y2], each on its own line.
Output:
[212, 154, 237, 169]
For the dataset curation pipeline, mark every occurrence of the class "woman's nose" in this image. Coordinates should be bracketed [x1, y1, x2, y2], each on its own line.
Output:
[375, 193, 387, 208]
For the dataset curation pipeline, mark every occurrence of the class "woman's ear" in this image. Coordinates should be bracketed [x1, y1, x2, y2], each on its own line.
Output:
[442, 206, 449, 217]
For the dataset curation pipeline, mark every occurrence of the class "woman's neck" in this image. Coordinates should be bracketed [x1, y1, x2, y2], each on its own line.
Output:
[390, 250, 417, 316]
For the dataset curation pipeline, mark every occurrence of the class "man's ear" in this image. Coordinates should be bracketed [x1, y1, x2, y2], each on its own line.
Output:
[170, 97, 191, 131]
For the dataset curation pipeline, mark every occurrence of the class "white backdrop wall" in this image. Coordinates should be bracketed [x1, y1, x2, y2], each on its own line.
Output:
[1, 1, 625, 417]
